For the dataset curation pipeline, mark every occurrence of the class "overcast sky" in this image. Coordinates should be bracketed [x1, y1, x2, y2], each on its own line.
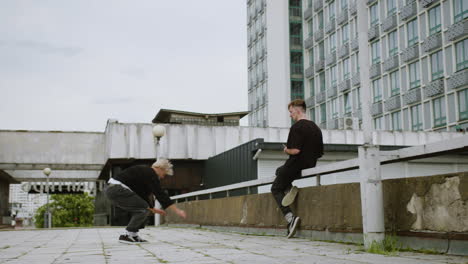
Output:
[0, 1, 247, 132]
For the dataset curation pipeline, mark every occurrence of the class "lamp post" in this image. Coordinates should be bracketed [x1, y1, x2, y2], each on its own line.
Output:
[43, 167, 52, 229]
[152, 125, 165, 226]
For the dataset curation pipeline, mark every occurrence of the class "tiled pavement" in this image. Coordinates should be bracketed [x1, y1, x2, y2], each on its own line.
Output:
[0, 226, 467, 264]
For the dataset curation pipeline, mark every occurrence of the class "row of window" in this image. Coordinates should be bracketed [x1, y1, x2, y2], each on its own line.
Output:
[310, 89, 467, 130]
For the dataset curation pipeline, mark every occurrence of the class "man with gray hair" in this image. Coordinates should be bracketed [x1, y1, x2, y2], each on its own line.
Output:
[105, 159, 187, 244]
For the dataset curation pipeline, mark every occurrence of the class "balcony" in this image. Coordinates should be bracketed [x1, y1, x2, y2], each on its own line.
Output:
[314, 0, 323, 11]
[419, 0, 439, 8]
[351, 37, 359, 51]
[328, 119, 339, 129]
[447, 19, 468, 42]
[401, 44, 419, 63]
[325, 19, 336, 34]
[370, 63, 382, 79]
[326, 51, 337, 66]
[304, 7, 313, 20]
[400, 1, 417, 22]
[385, 96, 401, 112]
[327, 85, 338, 98]
[404, 88, 422, 105]
[382, 14, 397, 32]
[447, 69, 468, 91]
[338, 43, 350, 59]
[422, 33, 442, 53]
[314, 29, 324, 42]
[305, 66, 315, 78]
[304, 36, 314, 49]
[371, 102, 383, 116]
[424, 79, 445, 97]
[315, 59, 325, 72]
[337, 9, 348, 25]
[349, 2, 357, 16]
[316, 90, 326, 103]
[383, 55, 399, 72]
[306, 95, 315, 106]
[338, 79, 351, 92]
[368, 25, 380, 41]
[351, 74, 360, 87]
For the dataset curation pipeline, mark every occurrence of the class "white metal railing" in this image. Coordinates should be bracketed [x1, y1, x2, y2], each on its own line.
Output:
[171, 134, 468, 202]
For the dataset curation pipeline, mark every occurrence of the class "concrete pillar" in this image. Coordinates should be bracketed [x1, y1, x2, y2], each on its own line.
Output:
[358, 146, 385, 248]
[356, 0, 385, 248]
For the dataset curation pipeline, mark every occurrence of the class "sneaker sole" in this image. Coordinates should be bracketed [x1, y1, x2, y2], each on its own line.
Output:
[282, 186, 298, 207]
[287, 217, 300, 239]
[119, 240, 141, 244]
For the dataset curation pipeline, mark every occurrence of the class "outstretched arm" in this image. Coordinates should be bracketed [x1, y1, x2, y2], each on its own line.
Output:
[166, 204, 187, 219]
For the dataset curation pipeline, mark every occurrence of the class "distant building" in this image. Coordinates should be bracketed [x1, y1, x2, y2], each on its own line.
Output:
[152, 109, 249, 126]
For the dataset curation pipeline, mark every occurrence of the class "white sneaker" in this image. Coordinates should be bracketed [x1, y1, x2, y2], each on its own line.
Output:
[287, 216, 300, 239]
[281, 186, 299, 206]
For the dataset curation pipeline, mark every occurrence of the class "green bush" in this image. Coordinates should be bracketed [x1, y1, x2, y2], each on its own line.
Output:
[34, 193, 95, 228]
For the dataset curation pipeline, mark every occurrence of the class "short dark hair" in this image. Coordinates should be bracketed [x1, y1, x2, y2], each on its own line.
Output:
[288, 99, 306, 111]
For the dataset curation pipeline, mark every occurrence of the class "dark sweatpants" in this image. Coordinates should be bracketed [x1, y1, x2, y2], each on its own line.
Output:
[271, 159, 317, 216]
[105, 184, 150, 232]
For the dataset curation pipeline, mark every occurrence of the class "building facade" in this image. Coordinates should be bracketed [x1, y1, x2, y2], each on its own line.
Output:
[249, 0, 468, 131]
[247, 0, 305, 128]
[303, 0, 468, 132]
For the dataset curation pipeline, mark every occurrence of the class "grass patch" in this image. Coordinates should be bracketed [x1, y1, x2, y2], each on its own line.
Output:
[366, 235, 400, 256]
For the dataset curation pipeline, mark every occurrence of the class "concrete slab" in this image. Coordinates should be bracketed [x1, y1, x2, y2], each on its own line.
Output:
[0, 227, 466, 264]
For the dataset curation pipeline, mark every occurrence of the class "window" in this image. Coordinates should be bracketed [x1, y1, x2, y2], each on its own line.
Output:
[318, 11, 324, 29]
[309, 49, 314, 66]
[310, 78, 315, 96]
[431, 50, 444, 80]
[374, 116, 383, 130]
[319, 42, 325, 60]
[390, 70, 400, 96]
[409, 61, 420, 89]
[329, 32, 336, 52]
[308, 0, 313, 8]
[357, 87, 361, 109]
[310, 108, 316, 122]
[341, 0, 348, 9]
[330, 65, 337, 87]
[428, 5, 441, 35]
[407, 19, 418, 47]
[411, 104, 423, 131]
[454, 0, 468, 23]
[388, 31, 398, 56]
[342, 23, 349, 44]
[391, 111, 402, 131]
[371, 41, 381, 64]
[307, 20, 313, 37]
[344, 93, 352, 113]
[433, 97, 446, 127]
[370, 4, 379, 25]
[455, 39, 468, 71]
[373, 79, 382, 102]
[343, 58, 350, 80]
[320, 103, 327, 123]
[329, 0, 336, 20]
[387, 0, 396, 15]
[331, 98, 339, 119]
[459, 89, 468, 121]
[319, 72, 326, 91]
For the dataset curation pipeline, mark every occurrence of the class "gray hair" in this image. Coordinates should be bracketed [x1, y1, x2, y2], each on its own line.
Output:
[152, 158, 174, 176]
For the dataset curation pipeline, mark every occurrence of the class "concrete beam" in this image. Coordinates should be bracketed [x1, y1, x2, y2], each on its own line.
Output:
[0, 163, 104, 171]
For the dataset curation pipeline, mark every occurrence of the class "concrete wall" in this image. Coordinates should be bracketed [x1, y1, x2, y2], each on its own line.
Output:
[166, 172, 468, 253]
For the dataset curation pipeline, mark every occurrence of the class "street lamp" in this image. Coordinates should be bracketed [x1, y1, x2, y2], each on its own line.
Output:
[43, 167, 52, 229]
[152, 125, 165, 226]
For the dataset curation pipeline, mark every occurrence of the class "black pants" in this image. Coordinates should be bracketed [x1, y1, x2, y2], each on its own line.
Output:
[105, 184, 150, 232]
[271, 159, 317, 216]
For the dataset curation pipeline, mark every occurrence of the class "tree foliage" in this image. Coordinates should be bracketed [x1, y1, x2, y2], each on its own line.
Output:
[34, 193, 95, 228]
